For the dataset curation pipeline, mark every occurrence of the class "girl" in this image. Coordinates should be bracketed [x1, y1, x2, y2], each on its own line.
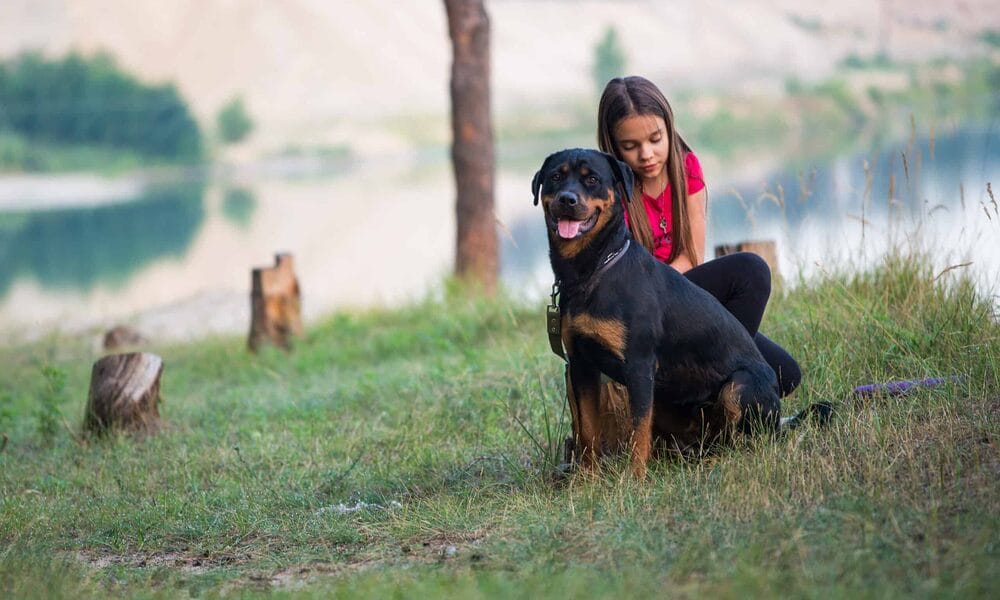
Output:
[597, 76, 800, 396]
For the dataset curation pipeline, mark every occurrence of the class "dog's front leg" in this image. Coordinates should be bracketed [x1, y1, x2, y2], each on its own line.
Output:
[568, 360, 602, 470]
[625, 360, 656, 478]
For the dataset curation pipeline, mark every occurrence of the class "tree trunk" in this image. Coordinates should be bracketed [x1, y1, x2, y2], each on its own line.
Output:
[248, 253, 303, 352]
[85, 352, 163, 435]
[444, 0, 497, 294]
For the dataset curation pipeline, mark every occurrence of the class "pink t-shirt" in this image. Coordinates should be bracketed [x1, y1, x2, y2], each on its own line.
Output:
[624, 151, 705, 262]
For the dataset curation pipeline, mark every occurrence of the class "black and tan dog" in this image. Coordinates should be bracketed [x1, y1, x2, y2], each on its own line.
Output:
[533, 148, 781, 477]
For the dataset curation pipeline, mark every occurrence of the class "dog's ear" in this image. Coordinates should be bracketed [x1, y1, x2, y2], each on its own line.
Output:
[605, 153, 634, 204]
[532, 152, 560, 206]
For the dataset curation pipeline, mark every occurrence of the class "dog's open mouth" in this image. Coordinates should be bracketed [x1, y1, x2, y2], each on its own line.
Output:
[555, 212, 599, 239]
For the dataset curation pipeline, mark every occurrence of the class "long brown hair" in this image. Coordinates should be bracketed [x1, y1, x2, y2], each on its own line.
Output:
[597, 76, 700, 265]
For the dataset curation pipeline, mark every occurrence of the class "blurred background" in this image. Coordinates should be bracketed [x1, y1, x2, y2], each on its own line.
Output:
[0, 0, 997, 344]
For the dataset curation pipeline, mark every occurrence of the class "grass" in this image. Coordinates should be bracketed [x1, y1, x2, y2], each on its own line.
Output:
[0, 242, 997, 597]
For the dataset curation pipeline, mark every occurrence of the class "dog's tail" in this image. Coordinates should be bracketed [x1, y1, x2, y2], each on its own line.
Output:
[780, 401, 834, 430]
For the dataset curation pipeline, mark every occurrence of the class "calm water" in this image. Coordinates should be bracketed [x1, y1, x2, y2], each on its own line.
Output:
[0, 123, 997, 343]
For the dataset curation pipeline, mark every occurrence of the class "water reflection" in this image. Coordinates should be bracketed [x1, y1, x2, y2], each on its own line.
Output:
[718, 126, 998, 226]
[707, 125, 999, 281]
[500, 124, 999, 294]
[221, 187, 258, 230]
[0, 182, 205, 296]
[0, 123, 995, 343]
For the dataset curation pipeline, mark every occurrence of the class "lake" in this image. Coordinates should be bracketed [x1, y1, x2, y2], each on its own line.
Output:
[0, 122, 997, 344]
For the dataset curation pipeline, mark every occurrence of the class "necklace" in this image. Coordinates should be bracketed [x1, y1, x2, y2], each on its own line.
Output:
[641, 181, 670, 239]
[639, 180, 671, 245]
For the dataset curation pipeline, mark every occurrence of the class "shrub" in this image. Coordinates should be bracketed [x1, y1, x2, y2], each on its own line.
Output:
[216, 96, 254, 144]
[592, 26, 626, 95]
[0, 51, 203, 161]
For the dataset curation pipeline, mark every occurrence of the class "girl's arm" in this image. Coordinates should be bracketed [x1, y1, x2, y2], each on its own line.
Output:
[668, 189, 707, 273]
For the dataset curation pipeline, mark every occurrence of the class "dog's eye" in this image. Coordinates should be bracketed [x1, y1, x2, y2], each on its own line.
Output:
[585, 175, 599, 187]
[550, 172, 563, 182]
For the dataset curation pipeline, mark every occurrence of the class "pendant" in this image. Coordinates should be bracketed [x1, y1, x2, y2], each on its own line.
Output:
[659, 215, 668, 235]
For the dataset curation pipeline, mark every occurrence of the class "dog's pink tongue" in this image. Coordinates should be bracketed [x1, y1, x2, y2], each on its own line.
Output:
[558, 219, 582, 239]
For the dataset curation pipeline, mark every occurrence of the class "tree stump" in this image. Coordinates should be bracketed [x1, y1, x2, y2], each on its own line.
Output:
[103, 325, 147, 352]
[84, 352, 163, 436]
[714, 240, 779, 278]
[248, 253, 302, 352]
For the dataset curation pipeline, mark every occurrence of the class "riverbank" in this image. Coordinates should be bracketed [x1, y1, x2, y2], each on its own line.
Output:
[0, 247, 997, 597]
[2, 118, 998, 349]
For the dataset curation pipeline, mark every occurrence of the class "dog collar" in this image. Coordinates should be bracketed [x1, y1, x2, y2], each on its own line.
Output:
[598, 238, 630, 272]
[582, 238, 630, 297]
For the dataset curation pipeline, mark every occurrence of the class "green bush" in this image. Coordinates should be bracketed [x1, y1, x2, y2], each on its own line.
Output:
[979, 29, 1000, 48]
[216, 96, 254, 144]
[592, 26, 626, 95]
[0, 51, 202, 161]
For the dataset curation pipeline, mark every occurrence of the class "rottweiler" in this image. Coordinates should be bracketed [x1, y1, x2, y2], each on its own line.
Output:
[532, 148, 781, 477]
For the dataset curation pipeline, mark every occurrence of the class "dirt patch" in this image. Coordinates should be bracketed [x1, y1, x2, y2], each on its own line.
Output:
[74, 549, 254, 575]
[244, 533, 488, 590]
[72, 532, 489, 591]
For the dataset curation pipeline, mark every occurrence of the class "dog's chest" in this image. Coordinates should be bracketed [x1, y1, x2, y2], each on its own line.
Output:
[560, 310, 628, 362]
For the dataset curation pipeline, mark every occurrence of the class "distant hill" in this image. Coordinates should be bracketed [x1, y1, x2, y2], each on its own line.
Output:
[2, 0, 995, 156]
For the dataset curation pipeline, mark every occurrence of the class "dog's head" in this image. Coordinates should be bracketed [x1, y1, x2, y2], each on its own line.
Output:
[532, 149, 634, 257]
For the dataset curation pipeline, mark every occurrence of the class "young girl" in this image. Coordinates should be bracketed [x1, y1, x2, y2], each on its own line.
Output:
[597, 76, 800, 396]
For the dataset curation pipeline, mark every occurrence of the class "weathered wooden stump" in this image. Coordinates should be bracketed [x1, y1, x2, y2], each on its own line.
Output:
[84, 352, 163, 436]
[248, 253, 302, 352]
[103, 325, 147, 352]
[714, 239, 779, 278]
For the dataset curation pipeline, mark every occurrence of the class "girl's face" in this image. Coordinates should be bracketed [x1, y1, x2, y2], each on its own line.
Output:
[613, 113, 669, 187]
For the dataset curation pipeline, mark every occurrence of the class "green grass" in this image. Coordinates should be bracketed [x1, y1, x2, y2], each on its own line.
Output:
[0, 249, 998, 597]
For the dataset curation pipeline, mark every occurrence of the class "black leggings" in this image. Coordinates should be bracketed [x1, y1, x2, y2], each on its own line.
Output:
[684, 253, 801, 397]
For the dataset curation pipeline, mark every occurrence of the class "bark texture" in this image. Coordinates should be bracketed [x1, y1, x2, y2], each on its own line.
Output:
[248, 253, 303, 352]
[85, 352, 163, 435]
[445, 0, 497, 293]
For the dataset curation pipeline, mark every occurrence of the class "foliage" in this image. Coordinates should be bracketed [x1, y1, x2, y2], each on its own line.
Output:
[979, 29, 1000, 48]
[787, 13, 822, 32]
[216, 96, 254, 144]
[840, 52, 895, 70]
[0, 51, 202, 161]
[592, 26, 626, 96]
